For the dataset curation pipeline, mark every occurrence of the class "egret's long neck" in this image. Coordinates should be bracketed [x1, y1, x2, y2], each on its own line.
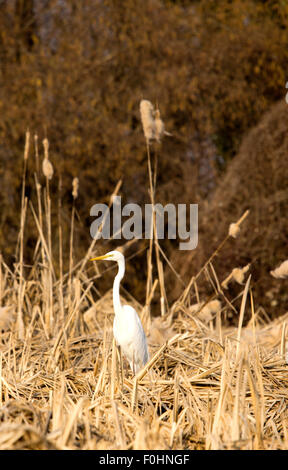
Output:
[113, 258, 125, 315]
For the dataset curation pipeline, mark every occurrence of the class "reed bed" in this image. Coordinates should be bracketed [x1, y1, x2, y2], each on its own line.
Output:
[0, 273, 287, 450]
[0, 131, 287, 451]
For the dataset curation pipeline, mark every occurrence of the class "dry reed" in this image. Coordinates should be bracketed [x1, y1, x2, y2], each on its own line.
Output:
[0, 135, 287, 451]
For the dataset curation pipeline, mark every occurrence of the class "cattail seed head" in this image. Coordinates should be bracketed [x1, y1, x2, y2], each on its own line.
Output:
[270, 259, 288, 279]
[140, 100, 156, 142]
[42, 137, 53, 179]
[24, 129, 30, 160]
[222, 264, 250, 289]
[232, 264, 250, 285]
[43, 138, 49, 160]
[42, 157, 54, 180]
[229, 222, 240, 238]
[72, 177, 79, 199]
[154, 109, 165, 143]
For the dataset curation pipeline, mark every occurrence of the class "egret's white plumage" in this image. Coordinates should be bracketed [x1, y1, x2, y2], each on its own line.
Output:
[91, 250, 149, 374]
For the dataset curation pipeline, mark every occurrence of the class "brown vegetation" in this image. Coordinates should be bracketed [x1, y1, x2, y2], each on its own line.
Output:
[171, 100, 288, 321]
[0, 1, 288, 314]
[0, 0, 288, 451]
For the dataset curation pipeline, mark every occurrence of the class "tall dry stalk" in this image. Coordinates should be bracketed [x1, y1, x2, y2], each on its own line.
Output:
[68, 178, 79, 309]
[16, 129, 30, 340]
[42, 138, 54, 336]
[140, 100, 168, 317]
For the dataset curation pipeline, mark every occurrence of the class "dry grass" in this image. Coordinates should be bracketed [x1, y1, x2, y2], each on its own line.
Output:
[0, 135, 288, 451]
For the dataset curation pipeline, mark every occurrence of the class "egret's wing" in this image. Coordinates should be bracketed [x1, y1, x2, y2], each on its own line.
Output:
[114, 305, 149, 370]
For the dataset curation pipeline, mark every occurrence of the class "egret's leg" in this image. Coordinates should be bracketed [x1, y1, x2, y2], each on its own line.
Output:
[111, 339, 117, 399]
[132, 351, 136, 376]
[116, 345, 124, 391]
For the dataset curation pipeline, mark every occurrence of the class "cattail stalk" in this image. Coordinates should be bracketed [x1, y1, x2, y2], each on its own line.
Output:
[34, 134, 40, 176]
[42, 138, 54, 335]
[141, 102, 168, 317]
[58, 176, 65, 324]
[16, 130, 30, 339]
[68, 178, 79, 311]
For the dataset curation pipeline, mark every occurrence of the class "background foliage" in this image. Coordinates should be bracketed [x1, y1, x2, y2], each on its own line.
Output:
[0, 0, 287, 317]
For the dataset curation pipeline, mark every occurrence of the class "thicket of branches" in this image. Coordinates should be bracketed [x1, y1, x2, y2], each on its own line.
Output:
[0, 0, 287, 315]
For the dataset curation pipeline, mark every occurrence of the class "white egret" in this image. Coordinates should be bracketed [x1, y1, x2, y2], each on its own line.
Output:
[90, 250, 149, 374]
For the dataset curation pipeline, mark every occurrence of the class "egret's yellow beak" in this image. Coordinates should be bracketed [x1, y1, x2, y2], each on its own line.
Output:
[90, 254, 112, 261]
